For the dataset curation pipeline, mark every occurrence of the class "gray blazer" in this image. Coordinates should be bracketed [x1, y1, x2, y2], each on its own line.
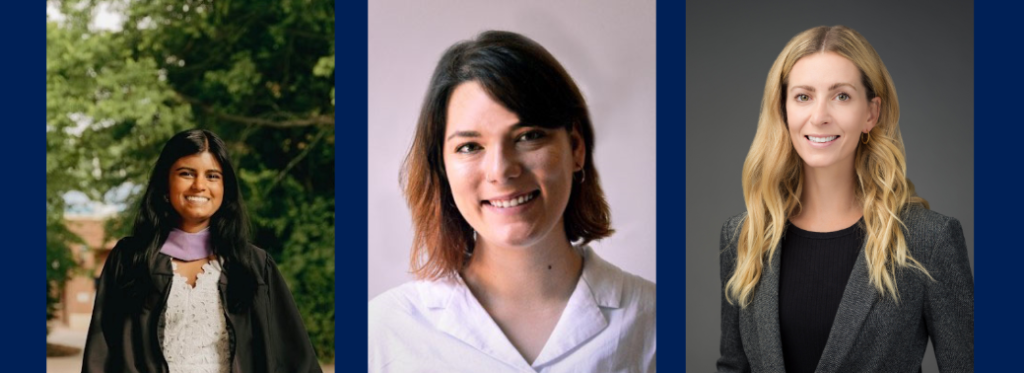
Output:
[717, 205, 974, 373]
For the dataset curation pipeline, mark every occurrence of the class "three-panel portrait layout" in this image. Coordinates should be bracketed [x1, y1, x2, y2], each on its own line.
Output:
[47, 0, 975, 372]
[366, 1, 973, 372]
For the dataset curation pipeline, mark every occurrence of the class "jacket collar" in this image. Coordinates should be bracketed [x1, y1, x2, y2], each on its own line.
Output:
[750, 237, 876, 373]
[417, 246, 622, 370]
[815, 246, 877, 372]
[149, 252, 229, 286]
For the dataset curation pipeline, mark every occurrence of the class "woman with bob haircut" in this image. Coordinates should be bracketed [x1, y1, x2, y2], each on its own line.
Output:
[82, 129, 321, 372]
[717, 26, 973, 373]
[368, 31, 656, 372]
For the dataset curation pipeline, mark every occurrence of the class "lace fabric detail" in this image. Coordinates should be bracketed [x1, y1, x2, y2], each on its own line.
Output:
[158, 260, 231, 373]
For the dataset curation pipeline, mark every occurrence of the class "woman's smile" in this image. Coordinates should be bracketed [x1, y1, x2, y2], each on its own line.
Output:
[804, 134, 840, 148]
[481, 190, 541, 214]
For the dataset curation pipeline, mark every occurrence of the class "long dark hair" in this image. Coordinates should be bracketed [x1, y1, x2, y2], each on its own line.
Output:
[116, 129, 258, 311]
[402, 30, 613, 280]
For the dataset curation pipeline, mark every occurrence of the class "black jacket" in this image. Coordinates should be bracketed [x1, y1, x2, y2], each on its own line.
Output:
[82, 237, 323, 373]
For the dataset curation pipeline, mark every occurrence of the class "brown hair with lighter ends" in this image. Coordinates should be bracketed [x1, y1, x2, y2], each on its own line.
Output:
[727, 25, 931, 308]
[402, 31, 613, 280]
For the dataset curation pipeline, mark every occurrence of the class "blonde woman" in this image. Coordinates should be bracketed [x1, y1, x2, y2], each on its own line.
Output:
[717, 26, 973, 373]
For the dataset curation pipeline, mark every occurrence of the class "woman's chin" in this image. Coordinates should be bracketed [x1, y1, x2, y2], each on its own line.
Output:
[478, 227, 545, 249]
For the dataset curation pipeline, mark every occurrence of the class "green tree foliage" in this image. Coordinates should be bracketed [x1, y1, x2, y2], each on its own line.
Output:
[47, 0, 335, 362]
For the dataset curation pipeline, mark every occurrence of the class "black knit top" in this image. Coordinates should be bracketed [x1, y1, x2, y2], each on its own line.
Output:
[778, 219, 865, 373]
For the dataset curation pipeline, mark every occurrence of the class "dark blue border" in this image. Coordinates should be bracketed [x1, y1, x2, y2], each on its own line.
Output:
[27, 1, 1012, 371]
[6, 1, 44, 369]
[974, 2, 1020, 371]
[336, 0, 368, 369]
[657, 1, 686, 371]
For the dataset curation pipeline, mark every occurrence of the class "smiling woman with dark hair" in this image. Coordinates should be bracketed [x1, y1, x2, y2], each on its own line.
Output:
[368, 30, 656, 373]
[82, 129, 321, 373]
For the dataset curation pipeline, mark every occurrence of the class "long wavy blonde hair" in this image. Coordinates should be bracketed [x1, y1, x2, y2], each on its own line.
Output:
[726, 25, 931, 308]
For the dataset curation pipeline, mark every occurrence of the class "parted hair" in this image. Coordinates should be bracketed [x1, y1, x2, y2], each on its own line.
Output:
[727, 25, 931, 307]
[402, 30, 613, 280]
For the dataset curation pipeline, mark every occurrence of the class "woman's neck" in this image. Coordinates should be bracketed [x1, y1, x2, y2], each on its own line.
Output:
[461, 232, 582, 308]
[791, 162, 862, 232]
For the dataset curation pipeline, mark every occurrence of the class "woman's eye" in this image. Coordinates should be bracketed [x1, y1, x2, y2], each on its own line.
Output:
[455, 143, 481, 154]
[795, 94, 810, 102]
[207, 174, 221, 180]
[517, 130, 546, 142]
[836, 93, 850, 101]
[178, 171, 194, 177]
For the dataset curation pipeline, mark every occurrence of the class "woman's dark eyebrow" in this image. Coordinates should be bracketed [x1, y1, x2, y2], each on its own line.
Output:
[173, 166, 222, 173]
[446, 122, 531, 141]
[446, 130, 480, 141]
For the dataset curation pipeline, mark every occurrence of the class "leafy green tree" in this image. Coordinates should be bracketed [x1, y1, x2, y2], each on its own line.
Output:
[47, 0, 335, 362]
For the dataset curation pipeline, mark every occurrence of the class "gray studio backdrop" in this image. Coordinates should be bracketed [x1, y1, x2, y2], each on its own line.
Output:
[685, 2, 973, 373]
[368, 0, 657, 301]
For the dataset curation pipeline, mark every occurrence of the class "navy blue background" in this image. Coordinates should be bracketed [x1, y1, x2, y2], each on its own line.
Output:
[658, 1, 686, 372]
[19, 1, 1012, 370]
[973, 1, 1022, 371]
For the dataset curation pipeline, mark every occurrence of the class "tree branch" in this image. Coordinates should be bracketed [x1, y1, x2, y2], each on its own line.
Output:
[176, 93, 334, 128]
[266, 127, 328, 195]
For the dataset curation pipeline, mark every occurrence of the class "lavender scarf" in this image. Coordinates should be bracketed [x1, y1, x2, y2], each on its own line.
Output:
[159, 228, 213, 261]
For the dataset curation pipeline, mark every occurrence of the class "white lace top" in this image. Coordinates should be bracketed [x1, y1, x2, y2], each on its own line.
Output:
[158, 260, 231, 373]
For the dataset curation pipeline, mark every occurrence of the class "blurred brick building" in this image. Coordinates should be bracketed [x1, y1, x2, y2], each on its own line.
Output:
[56, 216, 116, 330]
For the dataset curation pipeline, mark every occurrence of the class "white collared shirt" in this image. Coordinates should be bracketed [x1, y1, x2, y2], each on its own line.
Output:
[368, 247, 656, 373]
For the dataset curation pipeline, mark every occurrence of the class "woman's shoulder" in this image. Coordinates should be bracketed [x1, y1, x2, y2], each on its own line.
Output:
[718, 211, 747, 255]
[246, 243, 272, 265]
[721, 211, 748, 232]
[368, 279, 459, 327]
[899, 204, 967, 259]
[900, 204, 962, 235]
[368, 281, 422, 316]
[581, 247, 656, 314]
[367, 278, 458, 363]
[105, 236, 146, 265]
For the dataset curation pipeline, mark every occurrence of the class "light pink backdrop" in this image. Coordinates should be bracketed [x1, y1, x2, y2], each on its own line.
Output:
[368, 0, 656, 300]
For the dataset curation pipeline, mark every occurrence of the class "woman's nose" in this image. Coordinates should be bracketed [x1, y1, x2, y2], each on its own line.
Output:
[191, 176, 207, 190]
[810, 101, 832, 125]
[485, 145, 522, 183]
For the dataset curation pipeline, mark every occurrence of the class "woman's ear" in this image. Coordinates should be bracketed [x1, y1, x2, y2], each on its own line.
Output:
[866, 96, 881, 132]
[570, 124, 586, 171]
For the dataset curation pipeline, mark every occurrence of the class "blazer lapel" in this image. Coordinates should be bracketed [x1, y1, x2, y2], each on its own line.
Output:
[814, 242, 877, 373]
[750, 247, 786, 371]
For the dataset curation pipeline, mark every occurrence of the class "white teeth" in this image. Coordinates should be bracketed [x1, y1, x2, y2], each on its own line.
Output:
[490, 193, 535, 208]
[186, 196, 210, 202]
[808, 135, 838, 143]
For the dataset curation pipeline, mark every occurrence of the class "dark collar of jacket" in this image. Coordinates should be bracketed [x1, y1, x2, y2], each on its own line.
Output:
[82, 237, 323, 373]
[717, 205, 974, 372]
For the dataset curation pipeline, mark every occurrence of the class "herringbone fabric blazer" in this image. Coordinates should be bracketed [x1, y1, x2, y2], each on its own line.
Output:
[717, 205, 974, 373]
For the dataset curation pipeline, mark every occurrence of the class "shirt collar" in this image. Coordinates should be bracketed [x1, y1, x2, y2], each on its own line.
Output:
[415, 245, 624, 369]
[578, 245, 625, 309]
[417, 246, 623, 309]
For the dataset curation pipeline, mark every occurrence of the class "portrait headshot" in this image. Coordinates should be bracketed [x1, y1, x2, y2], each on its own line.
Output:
[367, 0, 656, 371]
[685, 1, 974, 373]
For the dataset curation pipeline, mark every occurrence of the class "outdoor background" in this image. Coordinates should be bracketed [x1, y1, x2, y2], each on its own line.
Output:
[368, 0, 657, 301]
[685, 1, 974, 373]
[45, 0, 336, 371]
